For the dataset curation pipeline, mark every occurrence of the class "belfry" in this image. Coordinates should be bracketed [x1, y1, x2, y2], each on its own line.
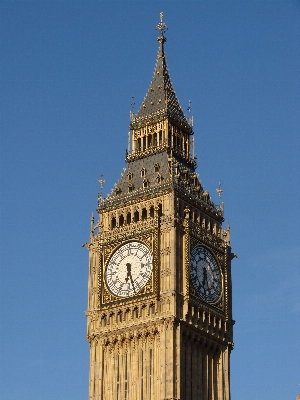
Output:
[85, 13, 235, 400]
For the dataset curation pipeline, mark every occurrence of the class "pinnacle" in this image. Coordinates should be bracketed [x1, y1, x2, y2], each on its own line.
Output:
[134, 37, 189, 129]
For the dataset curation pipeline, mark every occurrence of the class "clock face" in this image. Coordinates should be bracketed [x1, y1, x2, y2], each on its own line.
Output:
[190, 246, 222, 303]
[105, 241, 153, 298]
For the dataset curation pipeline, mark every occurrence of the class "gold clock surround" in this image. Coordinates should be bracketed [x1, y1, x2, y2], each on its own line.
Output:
[99, 230, 159, 307]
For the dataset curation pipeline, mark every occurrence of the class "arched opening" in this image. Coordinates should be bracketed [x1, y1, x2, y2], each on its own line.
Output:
[118, 312, 122, 323]
[150, 206, 155, 218]
[158, 203, 163, 217]
[134, 210, 139, 222]
[142, 208, 147, 220]
[126, 212, 131, 224]
[119, 215, 124, 227]
[168, 130, 172, 146]
[141, 167, 146, 177]
[149, 304, 155, 316]
[111, 217, 116, 229]
[193, 211, 198, 223]
[101, 315, 107, 327]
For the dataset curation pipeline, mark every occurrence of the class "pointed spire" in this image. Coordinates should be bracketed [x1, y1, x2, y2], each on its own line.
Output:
[132, 13, 192, 133]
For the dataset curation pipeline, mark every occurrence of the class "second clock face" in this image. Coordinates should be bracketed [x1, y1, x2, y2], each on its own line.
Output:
[105, 241, 153, 298]
[190, 246, 222, 303]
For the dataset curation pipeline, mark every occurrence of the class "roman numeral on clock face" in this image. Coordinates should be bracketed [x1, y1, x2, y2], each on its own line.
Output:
[105, 241, 153, 298]
[189, 246, 222, 303]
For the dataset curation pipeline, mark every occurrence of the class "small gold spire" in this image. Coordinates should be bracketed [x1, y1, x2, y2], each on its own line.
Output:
[216, 182, 224, 199]
[156, 12, 168, 37]
[98, 174, 106, 200]
[130, 95, 135, 120]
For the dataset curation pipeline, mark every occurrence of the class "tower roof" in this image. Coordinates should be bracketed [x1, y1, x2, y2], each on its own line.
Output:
[132, 14, 192, 133]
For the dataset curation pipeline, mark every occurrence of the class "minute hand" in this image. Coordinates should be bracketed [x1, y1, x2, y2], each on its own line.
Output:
[129, 273, 136, 293]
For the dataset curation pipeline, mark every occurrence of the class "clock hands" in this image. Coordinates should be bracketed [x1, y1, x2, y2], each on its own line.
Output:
[125, 263, 136, 294]
[190, 246, 221, 303]
[202, 266, 208, 287]
[202, 266, 208, 300]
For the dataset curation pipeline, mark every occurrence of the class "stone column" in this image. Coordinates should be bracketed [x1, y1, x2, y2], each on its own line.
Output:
[185, 336, 192, 400]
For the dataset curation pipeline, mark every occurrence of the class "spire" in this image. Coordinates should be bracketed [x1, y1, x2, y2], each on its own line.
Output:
[132, 13, 192, 133]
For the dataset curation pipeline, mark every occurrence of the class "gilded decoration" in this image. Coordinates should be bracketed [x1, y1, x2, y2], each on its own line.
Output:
[100, 231, 159, 306]
[160, 246, 171, 256]
[188, 236, 225, 313]
[223, 242, 229, 320]
[183, 213, 190, 297]
[88, 319, 161, 345]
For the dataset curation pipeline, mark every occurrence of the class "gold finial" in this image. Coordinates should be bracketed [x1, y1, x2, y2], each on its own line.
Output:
[187, 100, 194, 127]
[216, 182, 224, 199]
[130, 95, 135, 120]
[156, 12, 168, 36]
[98, 174, 106, 200]
[187, 100, 192, 116]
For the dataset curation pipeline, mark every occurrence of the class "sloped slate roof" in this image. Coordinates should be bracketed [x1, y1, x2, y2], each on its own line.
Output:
[135, 36, 188, 125]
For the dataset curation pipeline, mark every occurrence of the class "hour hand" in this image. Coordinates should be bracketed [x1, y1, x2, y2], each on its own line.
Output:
[125, 263, 131, 282]
[126, 263, 136, 293]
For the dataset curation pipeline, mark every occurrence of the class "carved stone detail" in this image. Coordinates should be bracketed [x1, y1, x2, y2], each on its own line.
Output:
[160, 246, 171, 256]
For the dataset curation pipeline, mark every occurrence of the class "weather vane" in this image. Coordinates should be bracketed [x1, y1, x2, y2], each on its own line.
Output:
[216, 182, 224, 199]
[156, 12, 168, 36]
[98, 174, 106, 200]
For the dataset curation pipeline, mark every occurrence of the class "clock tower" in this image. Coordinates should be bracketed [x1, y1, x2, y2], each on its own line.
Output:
[85, 13, 235, 400]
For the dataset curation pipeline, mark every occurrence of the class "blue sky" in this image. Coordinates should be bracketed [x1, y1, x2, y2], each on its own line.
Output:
[0, 1, 299, 399]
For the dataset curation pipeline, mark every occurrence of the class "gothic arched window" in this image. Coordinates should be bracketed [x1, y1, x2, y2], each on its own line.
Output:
[142, 208, 147, 220]
[154, 162, 160, 172]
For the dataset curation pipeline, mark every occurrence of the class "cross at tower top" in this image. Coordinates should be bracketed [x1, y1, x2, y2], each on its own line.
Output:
[155, 12, 168, 38]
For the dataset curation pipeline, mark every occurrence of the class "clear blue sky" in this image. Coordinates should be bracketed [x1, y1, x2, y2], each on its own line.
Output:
[1, 1, 299, 399]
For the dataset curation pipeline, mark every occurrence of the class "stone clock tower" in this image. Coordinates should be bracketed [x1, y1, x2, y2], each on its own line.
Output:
[85, 14, 235, 400]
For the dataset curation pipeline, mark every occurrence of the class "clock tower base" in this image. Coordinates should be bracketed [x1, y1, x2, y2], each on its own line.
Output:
[87, 314, 231, 399]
